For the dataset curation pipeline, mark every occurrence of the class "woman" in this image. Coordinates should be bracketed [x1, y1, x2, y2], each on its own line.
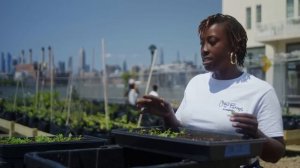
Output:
[137, 13, 285, 166]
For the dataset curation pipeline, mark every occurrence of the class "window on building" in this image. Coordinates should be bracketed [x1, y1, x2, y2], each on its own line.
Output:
[287, 42, 300, 52]
[286, 62, 300, 103]
[246, 7, 252, 29]
[246, 47, 265, 80]
[287, 0, 294, 18]
[256, 5, 262, 23]
[286, 43, 300, 106]
[298, 0, 300, 16]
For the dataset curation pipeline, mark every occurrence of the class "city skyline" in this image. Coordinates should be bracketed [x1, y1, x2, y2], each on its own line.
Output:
[0, 0, 222, 70]
[0, 46, 200, 75]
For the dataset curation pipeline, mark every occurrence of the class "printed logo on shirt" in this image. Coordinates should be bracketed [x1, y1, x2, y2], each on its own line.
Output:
[219, 100, 243, 113]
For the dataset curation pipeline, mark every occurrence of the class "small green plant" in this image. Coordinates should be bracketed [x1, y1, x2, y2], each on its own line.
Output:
[0, 137, 31, 144]
[0, 134, 82, 145]
[134, 128, 185, 138]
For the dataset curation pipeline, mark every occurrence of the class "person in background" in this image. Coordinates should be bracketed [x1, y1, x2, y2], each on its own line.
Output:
[149, 84, 159, 97]
[128, 82, 139, 106]
[137, 13, 285, 167]
[124, 79, 136, 103]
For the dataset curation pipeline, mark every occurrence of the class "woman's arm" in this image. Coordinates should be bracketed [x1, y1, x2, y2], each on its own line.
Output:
[230, 113, 285, 163]
[136, 95, 181, 128]
[257, 131, 285, 163]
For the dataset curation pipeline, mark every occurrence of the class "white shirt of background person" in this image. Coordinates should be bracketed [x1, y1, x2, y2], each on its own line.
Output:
[149, 90, 159, 97]
[128, 88, 138, 105]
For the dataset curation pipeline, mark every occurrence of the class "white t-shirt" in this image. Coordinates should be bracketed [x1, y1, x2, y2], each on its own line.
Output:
[149, 90, 159, 97]
[175, 72, 283, 137]
[128, 89, 138, 105]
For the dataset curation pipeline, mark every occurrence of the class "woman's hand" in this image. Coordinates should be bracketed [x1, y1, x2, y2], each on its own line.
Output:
[136, 95, 173, 118]
[230, 112, 259, 138]
[230, 112, 285, 162]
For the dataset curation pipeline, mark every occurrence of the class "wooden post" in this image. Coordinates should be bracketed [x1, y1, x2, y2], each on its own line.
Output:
[9, 121, 15, 137]
[32, 128, 38, 137]
[101, 38, 110, 130]
[137, 49, 157, 127]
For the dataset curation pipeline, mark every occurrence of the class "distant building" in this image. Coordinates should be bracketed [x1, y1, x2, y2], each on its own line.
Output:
[84, 65, 90, 72]
[58, 61, 66, 74]
[68, 56, 73, 73]
[131, 65, 141, 73]
[1, 52, 5, 73]
[122, 60, 127, 72]
[7, 53, 12, 74]
[15, 64, 36, 79]
[140, 62, 204, 88]
[79, 48, 86, 73]
[160, 47, 164, 65]
[106, 64, 122, 76]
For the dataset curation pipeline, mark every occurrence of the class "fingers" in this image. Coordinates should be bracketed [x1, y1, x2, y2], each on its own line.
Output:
[137, 96, 165, 106]
[232, 122, 257, 135]
[136, 97, 152, 104]
[136, 95, 171, 118]
[230, 114, 258, 126]
[143, 95, 164, 103]
[230, 113, 259, 138]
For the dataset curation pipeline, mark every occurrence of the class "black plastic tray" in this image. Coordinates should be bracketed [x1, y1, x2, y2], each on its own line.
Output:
[25, 145, 189, 168]
[0, 135, 107, 158]
[25, 145, 125, 168]
[0, 135, 107, 168]
[112, 127, 266, 162]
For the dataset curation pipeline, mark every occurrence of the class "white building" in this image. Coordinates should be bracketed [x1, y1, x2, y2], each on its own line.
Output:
[223, 0, 300, 112]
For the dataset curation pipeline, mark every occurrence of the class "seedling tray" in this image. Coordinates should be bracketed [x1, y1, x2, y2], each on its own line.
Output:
[25, 145, 187, 168]
[0, 135, 107, 158]
[25, 145, 125, 168]
[112, 127, 266, 162]
[0, 135, 107, 168]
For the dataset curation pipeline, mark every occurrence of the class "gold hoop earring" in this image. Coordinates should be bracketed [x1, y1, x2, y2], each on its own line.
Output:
[230, 52, 237, 65]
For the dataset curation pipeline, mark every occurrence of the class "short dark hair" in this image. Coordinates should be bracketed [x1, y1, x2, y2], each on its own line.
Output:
[129, 83, 135, 89]
[198, 13, 248, 66]
[153, 84, 158, 91]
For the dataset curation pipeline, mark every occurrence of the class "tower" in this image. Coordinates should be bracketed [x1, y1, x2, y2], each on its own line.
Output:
[29, 49, 33, 64]
[123, 60, 127, 72]
[79, 48, 86, 73]
[21, 49, 25, 64]
[68, 56, 73, 73]
[7, 53, 12, 74]
[1, 52, 5, 73]
[41, 47, 45, 64]
[48, 46, 52, 76]
[160, 47, 164, 65]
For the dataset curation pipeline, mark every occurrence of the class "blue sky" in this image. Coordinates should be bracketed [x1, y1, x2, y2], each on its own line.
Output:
[0, 0, 221, 70]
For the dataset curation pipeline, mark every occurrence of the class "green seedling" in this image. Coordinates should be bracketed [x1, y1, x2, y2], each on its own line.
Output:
[0, 134, 82, 145]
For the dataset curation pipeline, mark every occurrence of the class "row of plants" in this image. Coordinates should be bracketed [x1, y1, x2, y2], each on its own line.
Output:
[0, 134, 82, 144]
[0, 91, 163, 137]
